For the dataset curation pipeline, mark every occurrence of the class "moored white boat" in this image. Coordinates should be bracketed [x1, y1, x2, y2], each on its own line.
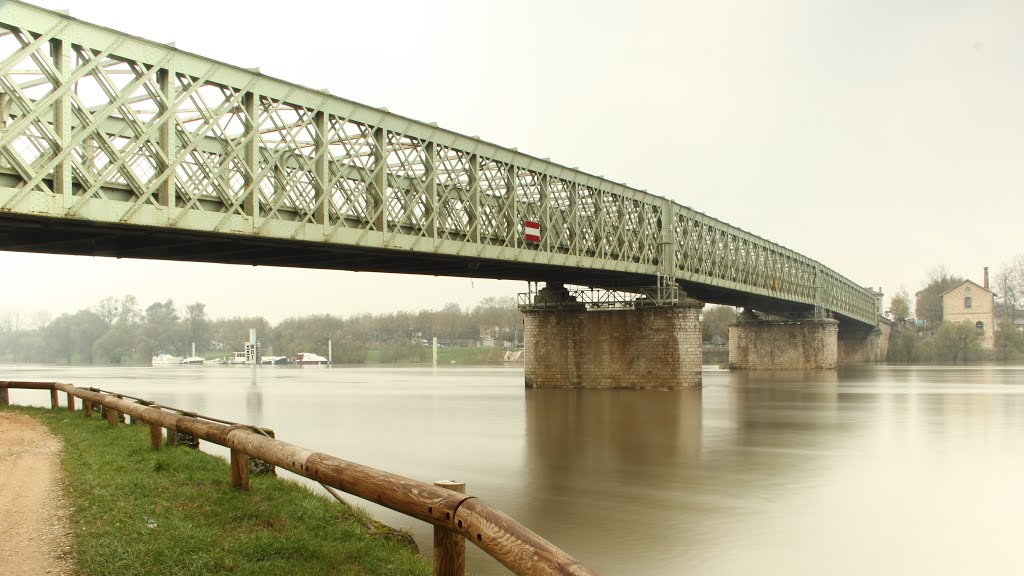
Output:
[180, 356, 205, 365]
[260, 356, 288, 365]
[226, 351, 248, 365]
[151, 353, 182, 365]
[294, 352, 328, 365]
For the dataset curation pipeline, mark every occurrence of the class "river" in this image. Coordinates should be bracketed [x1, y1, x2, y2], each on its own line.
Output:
[3, 363, 1023, 575]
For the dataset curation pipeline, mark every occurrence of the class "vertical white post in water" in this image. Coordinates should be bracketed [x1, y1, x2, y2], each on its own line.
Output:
[191, 342, 196, 358]
[433, 337, 438, 366]
[328, 339, 333, 364]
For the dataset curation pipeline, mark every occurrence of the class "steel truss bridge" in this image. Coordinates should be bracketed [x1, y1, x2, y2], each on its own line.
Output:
[0, 2, 878, 327]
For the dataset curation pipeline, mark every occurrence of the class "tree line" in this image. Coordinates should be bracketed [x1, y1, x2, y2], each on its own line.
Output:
[6, 259, 1020, 367]
[0, 295, 523, 365]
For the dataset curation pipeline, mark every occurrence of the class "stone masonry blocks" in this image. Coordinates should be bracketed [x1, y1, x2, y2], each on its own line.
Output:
[728, 319, 839, 370]
[523, 300, 704, 389]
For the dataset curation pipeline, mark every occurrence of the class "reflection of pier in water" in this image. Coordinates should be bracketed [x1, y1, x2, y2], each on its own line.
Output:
[526, 388, 703, 473]
[521, 388, 703, 570]
[728, 370, 841, 449]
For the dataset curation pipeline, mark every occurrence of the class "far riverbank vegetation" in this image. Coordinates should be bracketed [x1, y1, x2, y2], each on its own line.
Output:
[3, 255, 1024, 365]
[0, 296, 526, 366]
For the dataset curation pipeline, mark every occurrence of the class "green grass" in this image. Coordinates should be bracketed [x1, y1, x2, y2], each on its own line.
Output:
[436, 347, 508, 364]
[363, 346, 509, 365]
[6, 406, 431, 576]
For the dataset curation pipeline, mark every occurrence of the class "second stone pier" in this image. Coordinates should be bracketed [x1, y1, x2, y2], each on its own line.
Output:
[522, 285, 704, 389]
[728, 312, 839, 370]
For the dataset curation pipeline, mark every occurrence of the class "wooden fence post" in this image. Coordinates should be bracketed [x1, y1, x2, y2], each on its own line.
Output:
[66, 391, 75, 412]
[1, 385, 8, 406]
[149, 424, 163, 451]
[49, 387, 59, 410]
[433, 480, 466, 576]
[230, 449, 250, 490]
[165, 428, 177, 447]
[106, 406, 119, 427]
[82, 398, 92, 418]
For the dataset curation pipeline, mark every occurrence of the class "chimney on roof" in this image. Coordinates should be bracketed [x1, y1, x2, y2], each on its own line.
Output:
[984, 267, 989, 290]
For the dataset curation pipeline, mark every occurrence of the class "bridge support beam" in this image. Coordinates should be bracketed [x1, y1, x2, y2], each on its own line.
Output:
[523, 287, 703, 389]
[837, 320, 890, 364]
[728, 313, 839, 370]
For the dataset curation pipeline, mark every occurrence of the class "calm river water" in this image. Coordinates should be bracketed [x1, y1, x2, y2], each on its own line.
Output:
[3, 363, 1023, 575]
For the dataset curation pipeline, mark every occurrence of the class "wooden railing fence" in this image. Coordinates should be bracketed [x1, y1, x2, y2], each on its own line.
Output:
[0, 381, 596, 576]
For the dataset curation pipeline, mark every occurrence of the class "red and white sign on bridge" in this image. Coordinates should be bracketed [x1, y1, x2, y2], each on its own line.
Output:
[523, 220, 541, 243]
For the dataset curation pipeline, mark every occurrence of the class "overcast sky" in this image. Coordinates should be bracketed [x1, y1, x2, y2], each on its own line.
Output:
[2, 0, 1022, 323]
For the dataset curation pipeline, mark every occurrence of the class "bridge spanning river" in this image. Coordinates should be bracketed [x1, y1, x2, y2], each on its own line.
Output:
[0, 1, 876, 327]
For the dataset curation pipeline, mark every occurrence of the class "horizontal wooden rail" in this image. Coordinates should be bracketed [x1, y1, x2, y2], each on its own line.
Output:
[0, 381, 597, 576]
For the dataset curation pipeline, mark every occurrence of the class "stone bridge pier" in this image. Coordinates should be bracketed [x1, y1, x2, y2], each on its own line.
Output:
[837, 320, 890, 364]
[728, 310, 839, 370]
[728, 309, 888, 370]
[522, 284, 704, 389]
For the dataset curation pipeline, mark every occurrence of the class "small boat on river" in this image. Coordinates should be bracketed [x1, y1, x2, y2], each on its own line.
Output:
[180, 344, 204, 365]
[294, 352, 328, 365]
[260, 356, 288, 365]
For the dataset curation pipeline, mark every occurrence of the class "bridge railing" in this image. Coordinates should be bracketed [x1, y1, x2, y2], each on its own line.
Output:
[0, 380, 597, 576]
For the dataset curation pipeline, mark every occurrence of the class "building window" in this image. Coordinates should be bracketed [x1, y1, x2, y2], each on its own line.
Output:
[976, 321, 984, 334]
[965, 296, 972, 309]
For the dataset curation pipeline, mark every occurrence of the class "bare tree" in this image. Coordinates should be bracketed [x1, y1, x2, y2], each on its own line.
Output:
[116, 294, 141, 326]
[183, 302, 210, 351]
[0, 309, 22, 333]
[29, 310, 51, 330]
[915, 266, 963, 329]
[93, 296, 119, 327]
[996, 254, 1024, 328]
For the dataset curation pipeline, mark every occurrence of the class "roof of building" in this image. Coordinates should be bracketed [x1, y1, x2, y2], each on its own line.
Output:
[939, 279, 994, 298]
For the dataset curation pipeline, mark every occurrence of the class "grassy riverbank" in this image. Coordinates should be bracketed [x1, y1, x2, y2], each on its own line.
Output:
[7, 406, 430, 576]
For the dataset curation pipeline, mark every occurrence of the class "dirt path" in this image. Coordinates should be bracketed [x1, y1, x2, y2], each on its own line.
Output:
[0, 412, 74, 576]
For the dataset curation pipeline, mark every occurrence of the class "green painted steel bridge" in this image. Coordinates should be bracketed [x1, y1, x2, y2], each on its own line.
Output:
[0, 2, 878, 327]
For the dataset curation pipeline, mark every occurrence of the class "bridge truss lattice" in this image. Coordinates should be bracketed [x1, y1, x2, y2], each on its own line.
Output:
[0, 2, 877, 326]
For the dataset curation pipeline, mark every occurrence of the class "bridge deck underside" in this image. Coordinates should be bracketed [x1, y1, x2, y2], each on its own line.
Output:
[0, 212, 855, 326]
